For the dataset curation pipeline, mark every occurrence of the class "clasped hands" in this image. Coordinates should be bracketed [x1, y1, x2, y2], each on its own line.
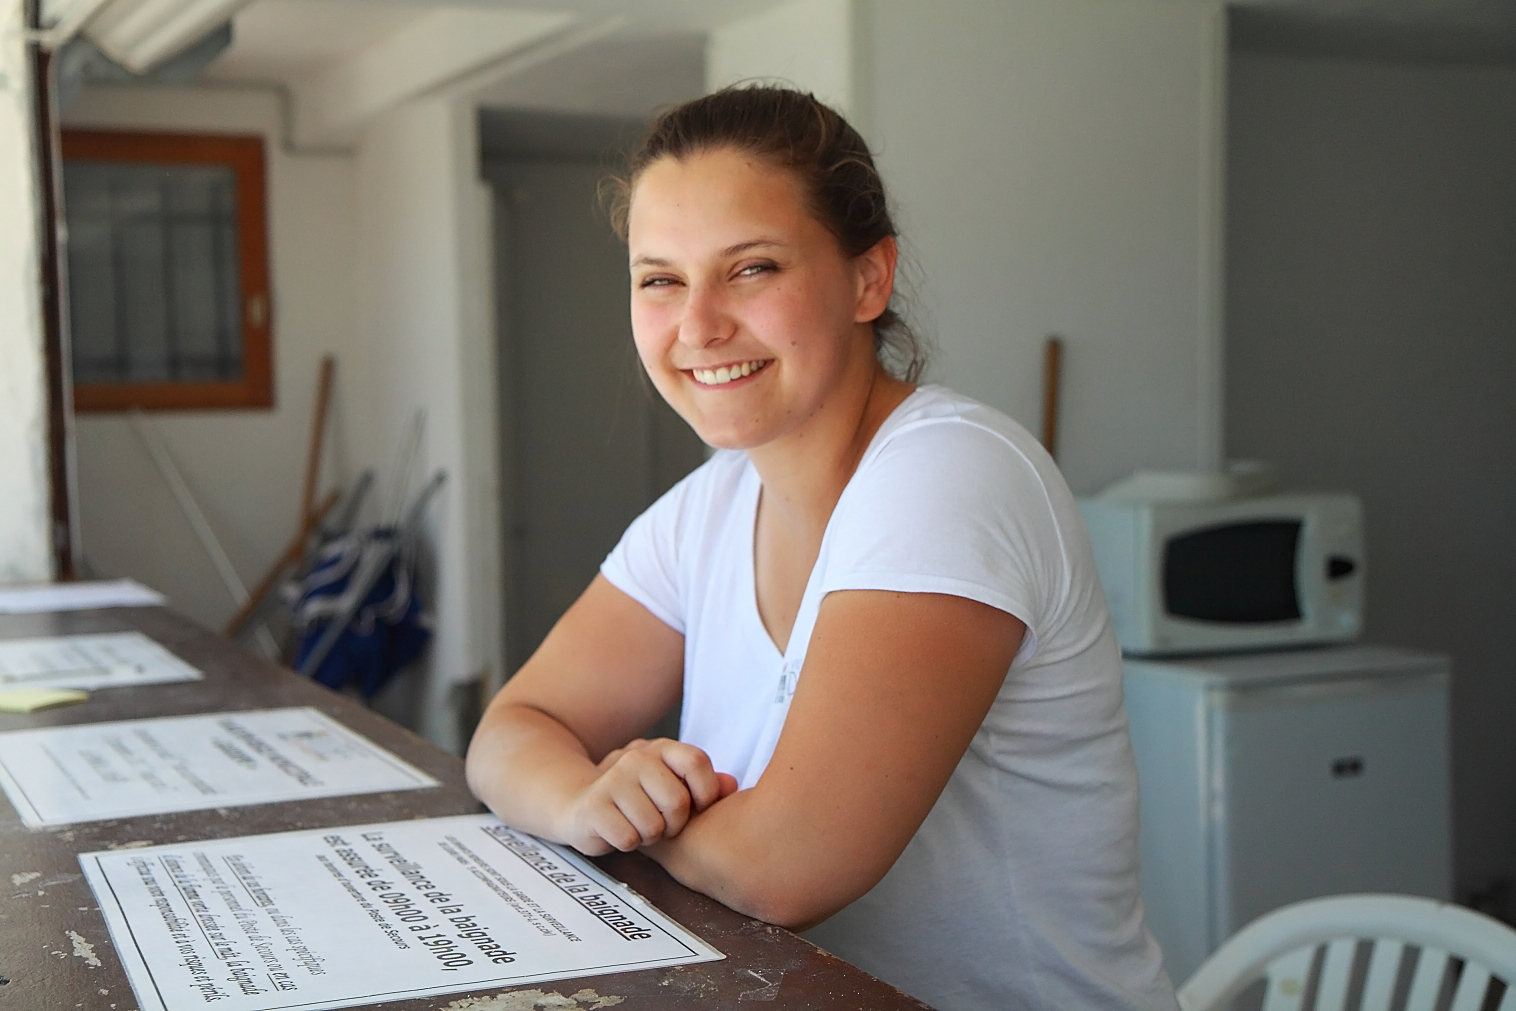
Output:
[558, 738, 739, 856]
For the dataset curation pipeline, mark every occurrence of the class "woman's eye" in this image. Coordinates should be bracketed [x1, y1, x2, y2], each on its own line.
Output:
[737, 262, 776, 279]
[638, 275, 678, 289]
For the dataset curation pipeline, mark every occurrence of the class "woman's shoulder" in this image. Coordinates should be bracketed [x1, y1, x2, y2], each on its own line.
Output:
[825, 384, 1091, 654]
[840, 383, 1087, 573]
[865, 384, 1057, 487]
[633, 446, 753, 544]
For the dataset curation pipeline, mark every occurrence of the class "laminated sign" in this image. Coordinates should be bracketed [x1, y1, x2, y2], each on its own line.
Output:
[79, 814, 724, 1011]
[0, 708, 436, 826]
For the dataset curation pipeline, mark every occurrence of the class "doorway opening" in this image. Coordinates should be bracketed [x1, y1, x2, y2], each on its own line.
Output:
[482, 109, 705, 740]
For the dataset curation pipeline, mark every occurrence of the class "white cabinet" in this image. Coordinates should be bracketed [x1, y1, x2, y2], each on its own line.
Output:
[1125, 644, 1452, 983]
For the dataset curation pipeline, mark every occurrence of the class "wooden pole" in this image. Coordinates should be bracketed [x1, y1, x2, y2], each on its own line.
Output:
[300, 356, 335, 527]
[224, 357, 335, 639]
[1041, 335, 1064, 460]
[223, 489, 339, 638]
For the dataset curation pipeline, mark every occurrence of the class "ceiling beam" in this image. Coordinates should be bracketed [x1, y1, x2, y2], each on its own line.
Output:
[83, 0, 252, 72]
[291, 7, 578, 147]
[37, 0, 114, 49]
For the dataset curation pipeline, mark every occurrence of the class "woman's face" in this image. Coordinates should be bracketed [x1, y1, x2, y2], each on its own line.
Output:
[626, 147, 895, 451]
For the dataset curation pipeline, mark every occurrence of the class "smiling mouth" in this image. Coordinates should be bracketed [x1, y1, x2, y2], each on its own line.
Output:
[689, 360, 770, 386]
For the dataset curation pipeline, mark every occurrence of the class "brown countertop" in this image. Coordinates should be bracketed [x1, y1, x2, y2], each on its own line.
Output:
[0, 606, 928, 1010]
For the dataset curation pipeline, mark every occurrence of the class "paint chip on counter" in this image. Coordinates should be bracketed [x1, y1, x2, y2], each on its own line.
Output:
[440, 989, 624, 1010]
[68, 929, 102, 967]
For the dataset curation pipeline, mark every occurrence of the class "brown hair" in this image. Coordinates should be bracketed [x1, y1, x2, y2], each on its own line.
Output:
[604, 85, 925, 383]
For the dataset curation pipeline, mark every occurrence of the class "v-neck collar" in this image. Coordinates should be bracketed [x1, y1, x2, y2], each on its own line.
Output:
[739, 385, 930, 661]
[741, 466, 792, 660]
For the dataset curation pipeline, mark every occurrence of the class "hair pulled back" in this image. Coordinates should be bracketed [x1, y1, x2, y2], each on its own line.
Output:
[606, 85, 925, 383]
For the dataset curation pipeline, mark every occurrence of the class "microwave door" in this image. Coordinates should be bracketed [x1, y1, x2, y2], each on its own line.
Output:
[1163, 519, 1304, 624]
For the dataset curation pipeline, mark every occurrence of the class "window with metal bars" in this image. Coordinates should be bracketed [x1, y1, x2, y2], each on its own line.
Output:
[61, 130, 272, 410]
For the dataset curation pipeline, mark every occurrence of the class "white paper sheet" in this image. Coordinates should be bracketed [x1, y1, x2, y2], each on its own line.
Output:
[0, 631, 201, 693]
[0, 578, 166, 613]
[0, 707, 438, 826]
[80, 814, 724, 1011]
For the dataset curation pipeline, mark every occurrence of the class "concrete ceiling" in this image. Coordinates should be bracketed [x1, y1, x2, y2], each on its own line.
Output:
[203, 1, 425, 82]
[467, 30, 703, 118]
[200, 0, 778, 121]
[198, 0, 1515, 127]
[202, 0, 779, 86]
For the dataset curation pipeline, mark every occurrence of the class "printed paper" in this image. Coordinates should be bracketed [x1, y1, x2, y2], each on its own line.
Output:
[0, 578, 165, 613]
[0, 707, 437, 826]
[80, 814, 723, 1011]
[0, 631, 200, 692]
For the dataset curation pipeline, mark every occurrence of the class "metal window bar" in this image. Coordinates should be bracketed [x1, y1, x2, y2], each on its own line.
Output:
[107, 176, 128, 381]
[71, 163, 246, 384]
[210, 172, 229, 377]
[158, 171, 180, 381]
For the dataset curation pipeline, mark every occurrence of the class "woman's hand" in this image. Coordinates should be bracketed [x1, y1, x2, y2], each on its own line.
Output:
[466, 576, 697, 850]
[559, 738, 739, 855]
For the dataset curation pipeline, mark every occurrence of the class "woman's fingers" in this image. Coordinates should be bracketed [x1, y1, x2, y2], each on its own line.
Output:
[567, 739, 738, 855]
[573, 831, 615, 857]
[658, 741, 731, 812]
[609, 776, 669, 846]
[575, 786, 651, 853]
[596, 737, 651, 772]
[638, 761, 695, 837]
[618, 745, 705, 840]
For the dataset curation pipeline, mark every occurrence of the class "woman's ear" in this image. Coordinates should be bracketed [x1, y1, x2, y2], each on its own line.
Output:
[854, 236, 898, 323]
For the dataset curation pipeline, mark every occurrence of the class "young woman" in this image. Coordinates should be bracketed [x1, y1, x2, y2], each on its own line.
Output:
[466, 87, 1177, 1011]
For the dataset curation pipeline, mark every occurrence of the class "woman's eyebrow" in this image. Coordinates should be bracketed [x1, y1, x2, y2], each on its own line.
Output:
[721, 239, 784, 256]
[630, 239, 786, 269]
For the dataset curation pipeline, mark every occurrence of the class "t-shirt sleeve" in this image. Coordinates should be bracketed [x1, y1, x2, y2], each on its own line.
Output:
[599, 468, 695, 636]
[819, 418, 1072, 657]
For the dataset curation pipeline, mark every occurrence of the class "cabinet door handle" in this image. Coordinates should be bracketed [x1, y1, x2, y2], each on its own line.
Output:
[1331, 756, 1364, 778]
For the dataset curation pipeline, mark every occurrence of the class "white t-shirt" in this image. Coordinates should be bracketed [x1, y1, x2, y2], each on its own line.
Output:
[601, 385, 1176, 1011]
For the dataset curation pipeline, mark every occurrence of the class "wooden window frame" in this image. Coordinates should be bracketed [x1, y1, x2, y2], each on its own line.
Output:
[62, 130, 274, 411]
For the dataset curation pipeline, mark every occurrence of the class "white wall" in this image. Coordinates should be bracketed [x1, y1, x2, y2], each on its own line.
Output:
[348, 95, 502, 753]
[1226, 54, 1516, 911]
[473, 33, 705, 119]
[0, 0, 54, 584]
[707, 0, 865, 128]
[61, 86, 356, 631]
[708, 0, 1227, 494]
[868, 0, 1225, 493]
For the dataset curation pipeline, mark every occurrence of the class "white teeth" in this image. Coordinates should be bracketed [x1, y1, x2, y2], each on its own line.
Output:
[692, 360, 767, 386]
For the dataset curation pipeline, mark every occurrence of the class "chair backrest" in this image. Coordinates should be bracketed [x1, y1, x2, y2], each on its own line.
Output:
[1178, 894, 1516, 1011]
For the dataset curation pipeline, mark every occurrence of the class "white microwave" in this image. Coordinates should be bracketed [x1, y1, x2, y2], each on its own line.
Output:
[1077, 492, 1363, 656]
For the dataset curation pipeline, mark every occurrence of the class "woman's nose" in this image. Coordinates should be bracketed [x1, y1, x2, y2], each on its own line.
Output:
[677, 284, 732, 349]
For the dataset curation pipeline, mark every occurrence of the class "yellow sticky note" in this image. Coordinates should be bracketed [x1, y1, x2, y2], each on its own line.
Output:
[0, 688, 89, 713]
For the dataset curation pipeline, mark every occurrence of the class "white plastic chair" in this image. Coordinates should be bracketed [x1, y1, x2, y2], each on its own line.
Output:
[1178, 894, 1516, 1011]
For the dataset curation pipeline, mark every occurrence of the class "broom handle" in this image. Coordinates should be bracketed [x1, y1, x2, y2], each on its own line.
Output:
[1041, 335, 1063, 460]
[300, 356, 335, 526]
[223, 489, 340, 638]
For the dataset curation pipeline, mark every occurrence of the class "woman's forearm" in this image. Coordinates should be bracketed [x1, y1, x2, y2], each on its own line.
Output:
[468, 702, 735, 855]
[645, 788, 854, 930]
[464, 703, 600, 843]
[644, 791, 775, 918]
